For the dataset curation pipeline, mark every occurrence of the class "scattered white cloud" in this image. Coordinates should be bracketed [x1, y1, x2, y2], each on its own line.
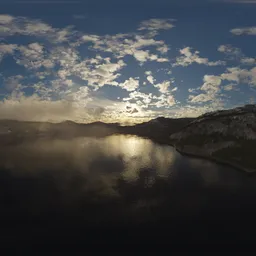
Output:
[138, 19, 175, 31]
[146, 75, 155, 84]
[0, 14, 75, 43]
[188, 66, 256, 104]
[79, 33, 170, 64]
[1, 13, 255, 123]
[145, 71, 152, 76]
[188, 75, 222, 103]
[154, 81, 171, 94]
[220, 67, 256, 86]
[218, 44, 255, 65]
[0, 44, 17, 62]
[0, 14, 13, 24]
[223, 83, 237, 91]
[217, 44, 242, 59]
[119, 77, 139, 91]
[173, 47, 226, 67]
[241, 57, 256, 65]
[15, 42, 55, 69]
[167, 95, 176, 106]
[230, 26, 256, 35]
[3, 75, 24, 92]
[157, 45, 169, 54]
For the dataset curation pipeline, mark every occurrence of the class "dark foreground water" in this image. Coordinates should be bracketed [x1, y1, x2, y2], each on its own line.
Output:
[1, 135, 256, 250]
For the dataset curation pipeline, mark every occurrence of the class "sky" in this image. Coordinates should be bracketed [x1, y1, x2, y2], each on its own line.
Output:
[0, 0, 256, 124]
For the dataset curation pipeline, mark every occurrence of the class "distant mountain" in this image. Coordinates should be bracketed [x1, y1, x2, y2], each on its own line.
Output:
[119, 117, 195, 142]
[0, 117, 194, 145]
[170, 104, 256, 173]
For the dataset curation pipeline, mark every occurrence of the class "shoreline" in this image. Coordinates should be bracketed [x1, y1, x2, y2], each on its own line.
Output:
[119, 133, 256, 174]
[168, 141, 255, 175]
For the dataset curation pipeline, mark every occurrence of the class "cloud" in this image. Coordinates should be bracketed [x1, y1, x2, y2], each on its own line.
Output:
[3, 75, 24, 92]
[146, 75, 155, 84]
[173, 47, 226, 67]
[138, 19, 175, 31]
[0, 15, 14, 24]
[167, 95, 176, 106]
[217, 44, 242, 59]
[221, 67, 256, 86]
[154, 81, 171, 94]
[119, 77, 139, 91]
[230, 27, 256, 35]
[0, 44, 17, 62]
[151, 93, 177, 108]
[132, 50, 168, 63]
[223, 84, 237, 91]
[241, 57, 256, 65]
[145, 71, 152, 76]
[80, 32, 170, 64]
[188, 75, 222, 103]
[82, 34, 100, 42]
[0, 15, 75, 43]
[157, 45, 169, 54]
[126, 91, 153, 107]
[188, 66, 256, 104]
[218, 44, 256, 65]
[15, 42, 55, 69]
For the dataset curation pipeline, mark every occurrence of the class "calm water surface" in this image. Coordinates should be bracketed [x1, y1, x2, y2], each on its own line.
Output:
[1, 135, 256, 246]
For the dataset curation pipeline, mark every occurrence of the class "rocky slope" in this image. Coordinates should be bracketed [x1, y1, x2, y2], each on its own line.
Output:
[119, 117, 195, 142]
[170, 104, 256, 173]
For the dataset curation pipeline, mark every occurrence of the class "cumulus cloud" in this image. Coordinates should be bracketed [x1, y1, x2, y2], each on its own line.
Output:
[188, 75, 222, 103]
[154, 81, 171, 94]
[14, 42, 54, 69]
[188, 66, 256, 104]
[79, 32, 170, 64]
[147, 75, 155, 84]
[126, 91, 153, 107]
[173, 47, 226, 67]
[119, 78, 139, 91]
[167, 95, 176, 106]
[0, 14, 14, 24]
[220, 67, 256, 86]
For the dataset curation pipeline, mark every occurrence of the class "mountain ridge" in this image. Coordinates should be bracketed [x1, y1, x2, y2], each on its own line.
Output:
[1, 104, 256, 173]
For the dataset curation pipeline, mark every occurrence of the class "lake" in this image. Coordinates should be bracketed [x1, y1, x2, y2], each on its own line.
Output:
[1, 134, 256, 247]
